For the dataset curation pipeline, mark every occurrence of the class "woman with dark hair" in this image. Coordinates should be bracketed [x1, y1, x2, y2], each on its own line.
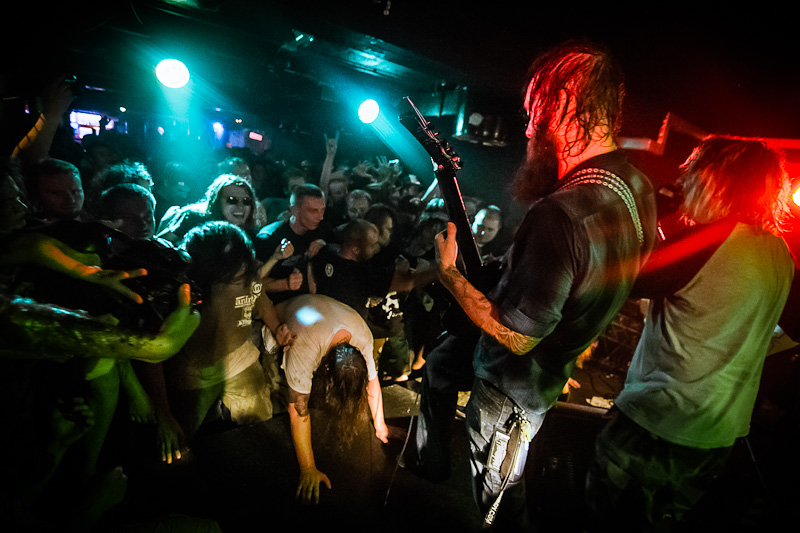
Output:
[156, 174, 259, 245]
[205, 174, 259, 236]
[148, 221, 294, 462]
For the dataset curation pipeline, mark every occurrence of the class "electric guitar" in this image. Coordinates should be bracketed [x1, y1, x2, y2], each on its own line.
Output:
[399, 96, 483, 281]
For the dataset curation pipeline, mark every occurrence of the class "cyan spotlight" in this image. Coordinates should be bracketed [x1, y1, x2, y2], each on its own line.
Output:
[358, 99, 380, 124]
[155, 59, 190, 89]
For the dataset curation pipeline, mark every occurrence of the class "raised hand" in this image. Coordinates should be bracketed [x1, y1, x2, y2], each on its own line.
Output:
[82, 267, 148, 305]
[276, 238, 294, 259]
[324, 131, 339, 156]
[435, 222, 459, 273]
[288, 268, 303, 291]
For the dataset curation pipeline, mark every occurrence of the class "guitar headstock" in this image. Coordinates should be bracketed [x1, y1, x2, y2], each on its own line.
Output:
[399, 97, 462, 173]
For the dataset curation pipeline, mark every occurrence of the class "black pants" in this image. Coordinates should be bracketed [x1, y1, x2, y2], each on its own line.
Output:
[409, 329, 479, 481]
[585, 409, 733, 532]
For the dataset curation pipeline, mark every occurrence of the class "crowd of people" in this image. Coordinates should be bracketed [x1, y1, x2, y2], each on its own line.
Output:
[2, 38, 797, 533]
[1, 68, 513, 530]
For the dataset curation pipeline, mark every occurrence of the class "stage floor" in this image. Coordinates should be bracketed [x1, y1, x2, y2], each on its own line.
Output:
[103, 358, 797, 532]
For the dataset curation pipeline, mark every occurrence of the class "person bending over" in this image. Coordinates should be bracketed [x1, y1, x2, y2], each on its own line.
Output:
[276, 293, 389, 504]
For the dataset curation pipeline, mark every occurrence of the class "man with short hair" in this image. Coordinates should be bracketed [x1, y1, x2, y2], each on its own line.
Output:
[472, 205, 507, 260]
[26, 158, 86, 222]
[254, 184, 334, 303]
[96, 183, 157, 240]
[345, 189, 372, 222]
[310, 218, 437, 320]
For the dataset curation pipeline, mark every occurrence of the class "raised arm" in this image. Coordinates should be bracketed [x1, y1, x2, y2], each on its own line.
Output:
[0, 232, 147, 304]
[12, 77, 75, 166]
[318, 131, 339, 195]
[1, 284, 199, 363]
[436, 222, 540, 355]
[387, 259, 439, 294]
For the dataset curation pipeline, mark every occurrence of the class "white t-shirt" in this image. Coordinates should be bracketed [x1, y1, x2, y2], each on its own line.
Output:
[279, 294, 376, 395]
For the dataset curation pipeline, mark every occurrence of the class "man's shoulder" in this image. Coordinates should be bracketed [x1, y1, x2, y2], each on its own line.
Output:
[256, 220, 290, 240]
[313, 247, 369, 278]
[571, 150, 653, 194]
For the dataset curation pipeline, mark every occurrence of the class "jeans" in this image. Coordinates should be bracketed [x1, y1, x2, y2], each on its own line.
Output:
[465, 377, 545, 532]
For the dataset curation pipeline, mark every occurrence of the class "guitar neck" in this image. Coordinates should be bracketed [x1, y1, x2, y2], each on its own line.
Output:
[397, 97, 482, 282]
[436, 169, 483, 281]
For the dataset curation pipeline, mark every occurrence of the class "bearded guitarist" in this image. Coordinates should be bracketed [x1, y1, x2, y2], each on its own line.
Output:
[400, 40, 658, 531]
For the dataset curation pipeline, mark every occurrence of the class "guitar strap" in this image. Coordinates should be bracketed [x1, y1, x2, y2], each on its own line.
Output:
[558, 167, 644, 247]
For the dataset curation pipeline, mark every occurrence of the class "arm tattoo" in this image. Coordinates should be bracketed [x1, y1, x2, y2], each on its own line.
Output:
[441, 266, 540, 356]
[290, 390, 310, 418]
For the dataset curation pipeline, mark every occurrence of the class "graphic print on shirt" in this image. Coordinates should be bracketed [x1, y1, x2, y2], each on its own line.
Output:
[234, 282, 262, 328]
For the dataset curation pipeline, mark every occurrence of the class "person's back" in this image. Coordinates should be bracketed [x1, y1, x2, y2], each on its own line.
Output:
[473, 150, 656, 415]
[618, 222, 792, 448]
[311, 219, 393, 317]
[278, 293, 376, 396]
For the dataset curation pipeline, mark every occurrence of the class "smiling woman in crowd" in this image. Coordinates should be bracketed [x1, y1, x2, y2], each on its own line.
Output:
[156, 174, 259, 245]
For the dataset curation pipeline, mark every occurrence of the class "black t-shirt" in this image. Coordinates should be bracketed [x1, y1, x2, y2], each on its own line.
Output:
[254, 220, 335, 304]
[473, 151, 658, 414]
[310, 244, 394, 319]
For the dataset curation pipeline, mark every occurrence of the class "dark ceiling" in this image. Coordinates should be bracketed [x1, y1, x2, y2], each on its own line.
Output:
[5, 0, 799, 138]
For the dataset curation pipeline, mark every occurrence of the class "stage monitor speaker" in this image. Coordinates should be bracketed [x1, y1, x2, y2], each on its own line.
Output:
[525, 402, 609, 526]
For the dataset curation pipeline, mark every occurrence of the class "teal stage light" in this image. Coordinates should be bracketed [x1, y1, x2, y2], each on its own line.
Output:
[358, 99, 380, 124]
[156, 59, 190, 89]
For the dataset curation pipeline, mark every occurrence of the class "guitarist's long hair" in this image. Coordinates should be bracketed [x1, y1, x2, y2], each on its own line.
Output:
[512, 40, 625, 205]
[522, 39, 625, 154]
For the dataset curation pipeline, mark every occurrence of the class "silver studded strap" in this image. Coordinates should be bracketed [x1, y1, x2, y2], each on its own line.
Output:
[559, 167, 644, 247]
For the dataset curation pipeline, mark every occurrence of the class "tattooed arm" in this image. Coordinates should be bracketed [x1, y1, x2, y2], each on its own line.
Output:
[288, 388, 331, 504]
[436, 223, 540, 356]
